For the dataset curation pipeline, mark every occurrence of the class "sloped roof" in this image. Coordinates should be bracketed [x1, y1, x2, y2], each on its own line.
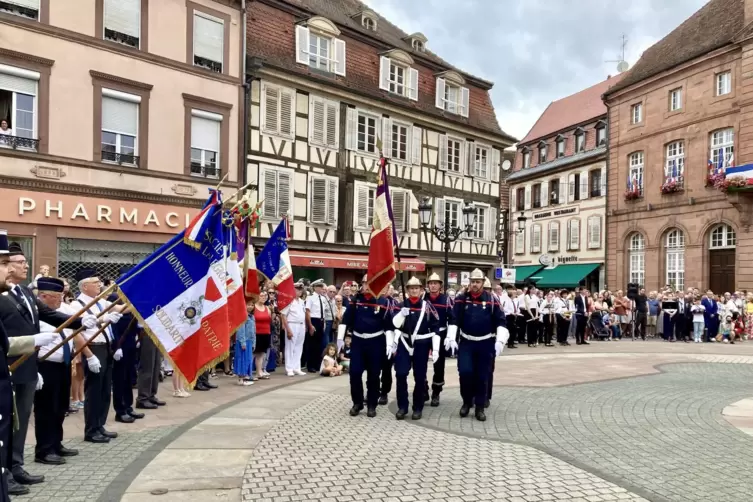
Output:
[519, 75, 624, 145]
[605, 0, 745, 96]
[506, 147, 606, 182]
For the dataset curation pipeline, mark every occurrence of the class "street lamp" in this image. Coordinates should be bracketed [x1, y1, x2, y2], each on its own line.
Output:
[516, 212, 527, 232]
[499, 211, 528, 269]
[418, 197, 476, 286]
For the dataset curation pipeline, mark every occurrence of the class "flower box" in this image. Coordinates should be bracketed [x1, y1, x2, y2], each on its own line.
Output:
[660, 179, 683, 194]
[717, 175, 752, 193]
[624, 189, 642, 201]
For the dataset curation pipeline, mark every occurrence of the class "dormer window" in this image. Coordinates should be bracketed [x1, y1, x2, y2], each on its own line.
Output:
[522, 148, 531, 169]
[574, 127, 585, 153]
[555, 135, 566, 158]
[595, 120, 607, 147]
[363, 17, 375, 30]
[435, 71, 469, 118]
[404, 32, 428, 53]
[412, 40, 424, 51]
[538, 141, 548, 164]
[379, 50, 418, 101]
[353, 9, 377, 31]
[295, 17, 346, 76]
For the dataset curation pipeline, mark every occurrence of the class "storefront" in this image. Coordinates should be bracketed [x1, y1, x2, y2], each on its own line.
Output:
[0, 187, 198, 285]
[530, 263, 602, 291]
[288, 251, 425, 286]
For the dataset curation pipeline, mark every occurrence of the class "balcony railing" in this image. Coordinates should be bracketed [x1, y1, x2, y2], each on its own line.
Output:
[532, 199, 541, 209]
[194, 56, 222, 73]
[0, 1, 38, 20]
[190, 163, 219, 179]
[104, 28, 139, 49]
[0, 134, 39, 152]
[102, 151, 139, 166]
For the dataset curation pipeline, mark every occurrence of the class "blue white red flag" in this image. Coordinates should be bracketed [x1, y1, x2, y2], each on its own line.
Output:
[117, 192, 230, 387]
[366, 157, 397, 297]
[257, 219, 296, 311]
[225, 221, 248, 334]
[236, 218, 260, 298]
[184, 189, 220, 249]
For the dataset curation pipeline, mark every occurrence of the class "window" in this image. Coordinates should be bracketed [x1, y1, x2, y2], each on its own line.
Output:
[261, 82, 295, 139]
[532, 184, 542, 209]
[440, 136, 464, 173]
[362, 16, 375, 30]
[357, 112, 378, 154]
[716, 71, 731, 96]
[295, 25, 346, 76]
[628, 234, 645, 287]
[572, 173, 581, 201]
[665, 229, 685, 291]
[549, 179, 560, 205]
[710, 224, 736, 249]
[0, 64, 39, 151]
[538, 143, 547, 164]
[390, 122, 409, 161]
[189, 110, 221, 178]
[515, 229, 525, 255]
[669, 88, 682, 111]
[710, 128, 734, 170]
[260, 166, 293, 220]
[567, 219, 580, 250]
[412, 39, 424, 52]
[631, 103, 642, 124]
[100, 89, 139, 166]
[436, 198, 460, 230]
[473, 144, 490, 178]
[390, 188, 411, 233]
[556, 137, 565, 157]
[548, 221, 559, 252]
[354, 182, 376, 230]
[575, 129, 585, 153]
[596, 125, 606, 146]
[379, 57, 418, 101]
[587, 215, 601, 249]
[0, 0, 39, 20]
[665, 141, 685, 184]
[435, 77, 469, 117]
[193, 12, 224, 73]
[530, 224, 541, 253]
[104, 0, 140, 48]
[589, 170, 603, 197]
[469, 205, 494, 241]
[628, 151, 644, 194]
[515, 187, 525, 211]
[523, 150, 531, 169]
[308, 95, 339, 149]
[308, 174, 338, 226]
[382, 119, 420, 165]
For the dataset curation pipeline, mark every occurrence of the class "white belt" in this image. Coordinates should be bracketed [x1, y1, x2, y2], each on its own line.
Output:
[288, 321, 305, 325]
[460, 331, 494, 341]
[353, 330, 384, 339]
[401, 332, 433, 341]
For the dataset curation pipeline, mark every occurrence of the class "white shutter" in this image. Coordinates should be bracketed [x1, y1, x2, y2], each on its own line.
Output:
[435, 77, 446, 109]
[262, 169, 278, 218]
[580, 172, 589, 200]
[436, 198, 446, 227]
[333, 38, 346, 76]
[589, 216, 601, 248]
[355, 184, 370, 229]
[466, 141, 474, 176]
[510, 188, 516, 212]
[568, 173, 575, 202]
[438, 134, 448, 171]
[549, 223, 559, 251]
[600, 166, 607, 195]
[104, 0, 140, 38]
[310, 176, 328, 224]
[541, 181, 549, 208]
[404, 191, 412, 232]
[488, 207, 497, 242]
[345, 107, 357, 151]
[261, 83, 277, 134]
[524, 185, 531, 210]
[190, 116, 220, 152]
[569, 219, 580, 250]
[559, 176, 567, 204]
[411, 126, 422, 165]
[392, 190, 406, 232]
[0, 67, 38, 95]
[102, 97, 138, 135]
[193, 13, 224, 65]
[379, 57, 391, 91]
[407, 67, 419, 101]
[327, 178, 338, 225]
[309, 95, 325, 146]
[325, 100, 338, 149]
[460, 86, 470, 118]
[295, 25, 309, 65]
[381, 117, 392, 158]
[491, 148, 500, 182]
[277, 170, 292, 219]
[279, 88, 295, 138]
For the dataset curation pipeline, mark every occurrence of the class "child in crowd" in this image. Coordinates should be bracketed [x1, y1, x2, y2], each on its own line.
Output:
[338, 335, 351, 372]
[320, 343, 343, 377]
[690, 298, 706, 343]
[234, 301, 256, 385]
[733, 314, 745, 343]
[719, 315, 733, 343]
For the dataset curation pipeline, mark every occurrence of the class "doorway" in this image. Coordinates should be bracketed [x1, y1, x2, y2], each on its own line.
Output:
[708, 225, 736, 293]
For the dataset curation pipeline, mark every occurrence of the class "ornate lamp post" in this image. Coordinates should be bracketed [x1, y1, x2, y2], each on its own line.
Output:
[418, 197, 476, 286]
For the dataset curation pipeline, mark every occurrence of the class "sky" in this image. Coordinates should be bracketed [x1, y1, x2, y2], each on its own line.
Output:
[361, 0, 709, 141]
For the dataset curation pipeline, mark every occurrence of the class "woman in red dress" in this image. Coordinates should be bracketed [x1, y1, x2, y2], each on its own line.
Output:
[253, 291, 272, 380]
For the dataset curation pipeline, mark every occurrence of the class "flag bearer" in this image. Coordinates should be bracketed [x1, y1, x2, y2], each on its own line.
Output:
[424, 273, 454, 407]
[445, 269, 508, 421]
[337, 275, 394, 418]
[379, 284, 399, 405]
[392, 277, 439, 421]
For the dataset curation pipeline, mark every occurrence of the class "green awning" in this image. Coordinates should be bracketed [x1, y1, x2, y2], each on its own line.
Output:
[531, 263, 601, 288]
[513, 265, 545, 283]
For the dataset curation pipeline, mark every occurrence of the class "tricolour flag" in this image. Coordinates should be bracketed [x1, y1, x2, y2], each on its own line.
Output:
[225, 222, 248, 335]
[236, 218, 260, 299]
[184, 189, 220, 249]
[257, 219, 296, 311]
[117, 192, 230, 387]
[366, 157, 396, 297]
[725, 163, 753, 181]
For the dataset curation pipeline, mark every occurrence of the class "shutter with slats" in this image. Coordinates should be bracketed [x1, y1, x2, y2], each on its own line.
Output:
[355, 184, 370, 229]
[465, 141, 474, 176]
[392, 190, 406, 232]
[262, 169, 278, 218]
[327, 178, 337, 225]
[568, 173, 575, 202]
[379, 57, 391, 91]
[438, 134, 448, 171]
[295, 26, 309, 65]
[435, 77, 446, 109]
[345, 107, 357, 151]
[102, 97, 138, 135]
[309, 96, 325, 146]
[460, 86, 470, 118]
[550, 222, 559, 251]
[104, 0, 140, 38]
[491, 148, 500, 182]
[190, 116, 220, 152]
[262, 84, 278, 134]
[510, 188, 516, 212]
[277, 170, 292, 219]
[580, 171, 589, 200]
[600, 166, 606, 195]
[569, 220, 579, 250]
[435, 198, 446, 227]
[411, 126, 421, 165]
[589, 216, 601, 248]
[488, 207, 497, 242]
[407, 68, 419, 101]
[524, 185, 531, 210]
[381, 117, 392, 158]
[279, 88, 294, 138]
[325, 100, 338, 149]
[334, 39, 346, 76]
[310, 176, 327, 224]
[194, 13, 224, 65]
[541, 181, 549, 208]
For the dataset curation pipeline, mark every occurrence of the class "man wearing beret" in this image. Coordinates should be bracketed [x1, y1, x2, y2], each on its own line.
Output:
[0, 243, 98, 494]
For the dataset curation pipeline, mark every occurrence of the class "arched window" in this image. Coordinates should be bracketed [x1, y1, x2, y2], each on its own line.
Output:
[665, 229, 685, 291]
[710, 224, 736, 249]
[628, 234, 645, 287]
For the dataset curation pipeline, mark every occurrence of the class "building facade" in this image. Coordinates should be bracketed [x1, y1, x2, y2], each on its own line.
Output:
[604, 0, 753, 293]
[505, 77, 622, 291]
[0, 0, 243, 282]
[245, 0, 515, 286]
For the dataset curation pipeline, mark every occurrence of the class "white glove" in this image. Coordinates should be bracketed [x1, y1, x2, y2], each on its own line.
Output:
[113, 348, 123, 361]
[432, 335, 440, 364]
[385, 331, 395, 358]
[400, 307, 410, 317]
[35, 373, 43, 391]
[444, 325, 458, 352]
[496, 326, 510, 345]
[33, 332, 58, 347]
[393, 308, 409, 329]
[82, 314, 98, 329]
[336, 324, 346, 351]
[105, 312, 123, 324]
[87, 355, 101, 373]
[137, 323, 144, 329]
[495, 341, 504, 357]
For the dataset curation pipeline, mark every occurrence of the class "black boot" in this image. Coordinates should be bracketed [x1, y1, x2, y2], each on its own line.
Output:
[411, 410, 422, 420]
[395, 409, 408, 420]
[475, 407, 487, 421]
[430, 395, 440, 407]
[459, 404, 470, 417]
[366, 407, 377, 418]
[484, 399, 491, 409]
[378, 394, 388, 405]
[349, 404, 363, 417]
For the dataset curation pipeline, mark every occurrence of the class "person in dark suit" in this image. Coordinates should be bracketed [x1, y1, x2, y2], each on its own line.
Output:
[676, 292, 692, 342]
[573, 287, 590, 345]
[0, 243, 97, 494]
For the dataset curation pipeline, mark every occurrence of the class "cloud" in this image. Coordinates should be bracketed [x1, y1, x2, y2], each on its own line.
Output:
[361, 0, 708, 140]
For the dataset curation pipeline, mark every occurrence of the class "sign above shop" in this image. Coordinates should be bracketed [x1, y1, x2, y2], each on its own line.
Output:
[533, 206, 578, 221]
[539, 254, 553, 266]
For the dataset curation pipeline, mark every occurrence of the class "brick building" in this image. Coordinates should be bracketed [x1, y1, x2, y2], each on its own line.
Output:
[604, 0, 753, 293]
[245, 0, 515, 285]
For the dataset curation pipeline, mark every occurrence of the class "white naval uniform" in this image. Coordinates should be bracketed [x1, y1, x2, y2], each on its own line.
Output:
[282, 298, 306, 374]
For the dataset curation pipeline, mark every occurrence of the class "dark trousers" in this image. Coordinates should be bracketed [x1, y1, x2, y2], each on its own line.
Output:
[516, 316, 527, 344]
[394, 337, 431, 413]
[525, 312, 538, 345]
[706, 317, 719, 342]
[349, 334, 385, 409]
[34, 361, 71, 457]
[487, 357, 495, 402]
[137, 337, 161, 404]
[505, 315, 517, 347]
[458, 338, 495, 408]
[11, 380, 34, 470]
[322, 320, 333, 353]
[556, 315, 569, 344]
[0, 380, 12, 501]
[305, 319, 324, 373]
[430, 333, 447, 398]
[380, 354, 393, 396]
[542, 315, 555, 345]
[575, 315, 587, 344]
[112, 349, 135, 415]
[635, 312, 647, 339]
[663, 313, 676, 340]
[84, 343, 113, 437]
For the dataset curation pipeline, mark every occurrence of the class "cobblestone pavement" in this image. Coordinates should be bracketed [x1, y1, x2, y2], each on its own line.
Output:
[242, 392, 648, 502]
[412, 362, 753, 502]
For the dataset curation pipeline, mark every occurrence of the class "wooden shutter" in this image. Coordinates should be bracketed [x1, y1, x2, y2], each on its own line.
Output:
[279, 88, 295, 138]
[381, 117, 392, 158]
[435, 198, 446, 227]
[541, 180, 549, 208]
[549, 222, 559, 251]
[277, 170, 292, 219]
[327, 177, 338, 225]
[309, 95, 325, 146]
[568, 173, 575, 202]
[435, 77, 446, 109]
[588, 216, 601, 248]
[392, 190, 406, 232]
[345, 107, 357, 151]
[407, 67, 419, 101]
[465, 141, 474, 176]
[491, 148, 500, 182]
[580, 171, 589, 200]
[438, 134, 448, 171]
[261, 84, 278, 134]
[569, 219, 580, 250]
[325, 99, 338, 149]
[262, 169, 278, 218]
[310, 176, 327, 224]
[510, 188, 516, 212]
[379, 56, 391, 91]
[600, 166, 606, 195]
[524, 185, 531, 209]
[333, 38, 346, 76]
[488, 207, 497, 242]
[355, 183, 370, 229]
[411, 126, 422, 165]
[295, 25, 309, 64]
[460, 86, 470, 117]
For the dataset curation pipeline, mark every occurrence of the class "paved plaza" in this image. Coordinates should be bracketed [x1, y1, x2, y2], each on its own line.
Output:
[11, 341, 753, 501]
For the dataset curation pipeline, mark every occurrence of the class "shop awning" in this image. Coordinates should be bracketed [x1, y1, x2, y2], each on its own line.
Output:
[288, 251, 425, 272]
[531, 263, 601, 288]
[513, 265, 545, 283]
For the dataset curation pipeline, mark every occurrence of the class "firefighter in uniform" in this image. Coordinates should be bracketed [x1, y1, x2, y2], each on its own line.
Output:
[446, 269, 508, 421]
[423, 273, 454, 407]
[391, 277, 439, 421]
[337, 275, 394, 418]
[379, 286, 399, 405]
